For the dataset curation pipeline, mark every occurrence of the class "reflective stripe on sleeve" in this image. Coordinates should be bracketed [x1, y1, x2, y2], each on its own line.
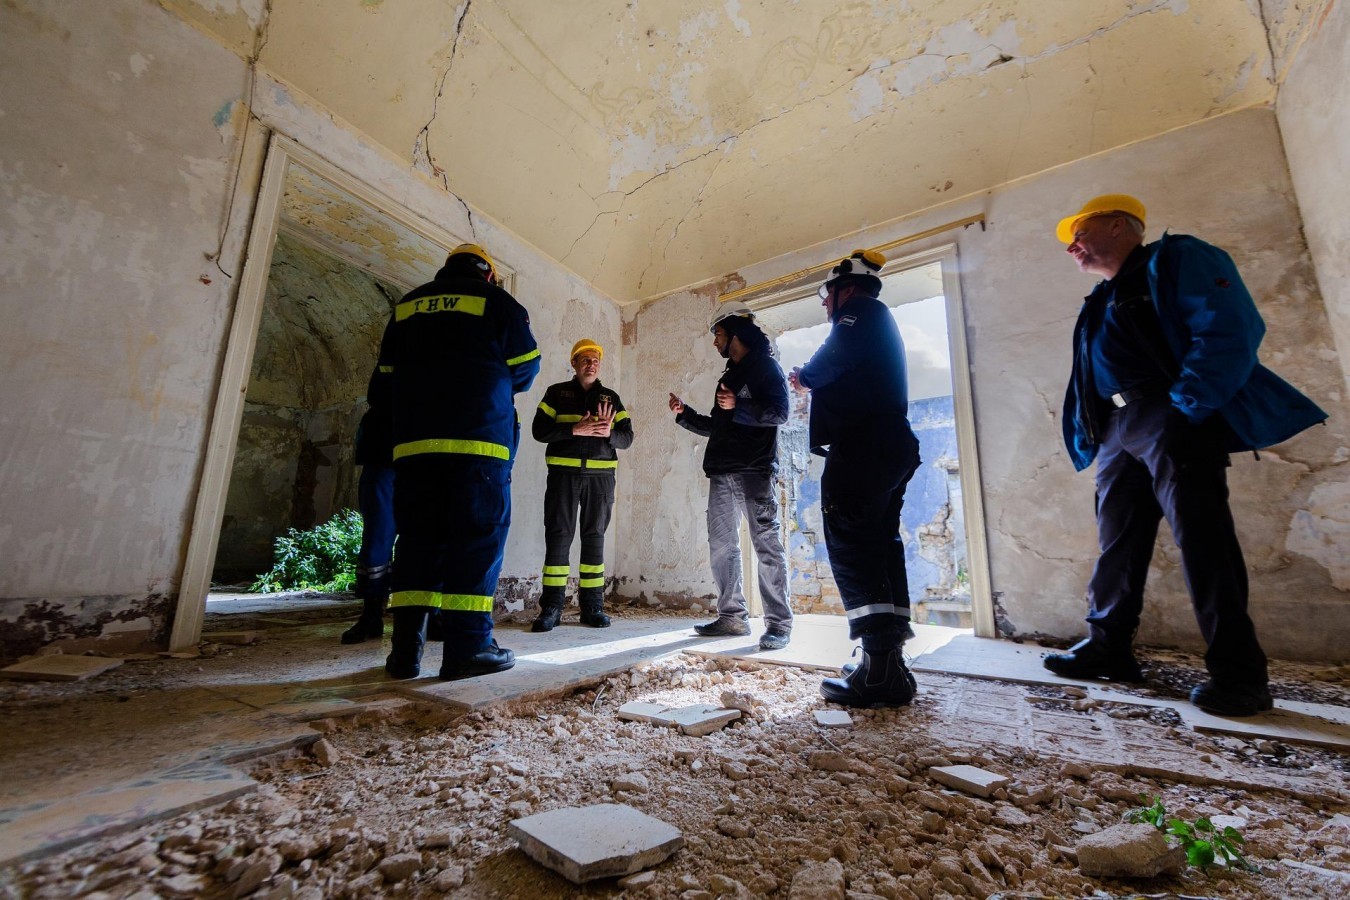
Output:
[556, 414, 583, 423]
[389, 591, 494, 612]
[507, 348, 541, 366]
[613, 410, 630, 422]
[378, 365, 393, 373]
[394, 439, 510, 461]
[538, 401, 557, 419]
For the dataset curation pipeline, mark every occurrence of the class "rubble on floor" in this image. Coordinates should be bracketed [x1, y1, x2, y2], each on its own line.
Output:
[2, 650, 1346, 899]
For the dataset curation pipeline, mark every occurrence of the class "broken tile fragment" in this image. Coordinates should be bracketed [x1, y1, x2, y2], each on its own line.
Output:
[669, 705, 740, 736]
[814, 709, 853, 728]
[0, 654, 123, 681]
[507, 803, 683, 884]
[616, 701, 675, 725]
[929, 764, 1011, 798]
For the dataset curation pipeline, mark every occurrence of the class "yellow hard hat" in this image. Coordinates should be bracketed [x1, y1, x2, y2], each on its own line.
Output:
[447, 243, 497, 281]
[1055, 194, 1146, 244]
[570, 338, 602, 361]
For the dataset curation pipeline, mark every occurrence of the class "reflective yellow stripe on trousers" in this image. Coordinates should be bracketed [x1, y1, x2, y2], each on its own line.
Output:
[389, 591, 494, 612]
[545, 456, 617, 469]
[578, 561, 605, 589]
[542, 564, 569, 588]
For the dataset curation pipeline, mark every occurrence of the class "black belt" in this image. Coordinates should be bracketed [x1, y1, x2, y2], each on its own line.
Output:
[1109, 382, 1168, 409]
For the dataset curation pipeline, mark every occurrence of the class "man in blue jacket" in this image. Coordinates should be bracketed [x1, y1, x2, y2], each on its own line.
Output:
[1046, 194, 1327, 716]
[373, 243, 540, 681]
[790, 250, 922, 707]
[669, 302, 794, 651]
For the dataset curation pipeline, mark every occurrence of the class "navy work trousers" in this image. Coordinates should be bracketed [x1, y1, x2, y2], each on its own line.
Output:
[389, 456, 511, 656]
[540, 471, 615, 609]
[821, 423, 921, 644]
[355, 462, 397, 600]
[1086, 395, 1267, 686]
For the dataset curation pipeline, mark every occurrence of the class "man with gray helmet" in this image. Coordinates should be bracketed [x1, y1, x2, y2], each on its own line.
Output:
[669, 302, 794, 650]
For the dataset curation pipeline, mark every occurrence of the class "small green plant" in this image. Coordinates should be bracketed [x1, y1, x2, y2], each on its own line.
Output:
[1128, 795, 1257, 872]
[250, 509, 363, 593]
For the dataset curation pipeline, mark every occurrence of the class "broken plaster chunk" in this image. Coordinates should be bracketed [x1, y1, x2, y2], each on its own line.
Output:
[0, 654, 123, 681]
[612, 773, 649, 793]
[1076, 823, 1185, 878]
[508, 803, 684, 884]
[670, 705, 740, 737]
[929, 764, 1011, 798]
[813, 709, 853, 728]
[788, 857, 845, 900]
[312, 739, 340, 767]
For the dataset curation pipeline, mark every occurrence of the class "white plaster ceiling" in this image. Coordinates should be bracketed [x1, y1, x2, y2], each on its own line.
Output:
[178, 0, 1278, 302]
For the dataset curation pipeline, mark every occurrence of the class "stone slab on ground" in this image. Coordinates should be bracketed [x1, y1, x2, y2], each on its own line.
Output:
[814, 710, 853, 728]
[1177, 700, 1350, 750]
[616, 701, 678, 725]
[398, 620, 710, 710]
[0, 762, 256, 867]
[508, 803, 684, 884]
[1076, 823, 1184, 878]
[0, 655, 123, 681]
[929, 764, 1010, 797]
[668, 705, 740, 736]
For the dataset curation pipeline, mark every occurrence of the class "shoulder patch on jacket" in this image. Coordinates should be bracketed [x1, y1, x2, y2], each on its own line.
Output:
[839, 315, 857, 326]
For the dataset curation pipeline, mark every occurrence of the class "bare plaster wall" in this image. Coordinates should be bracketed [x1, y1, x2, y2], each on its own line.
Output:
[619, 108, 1350, 662]
[0, 0, 622, 658]
[1277, 0, 1350, 400]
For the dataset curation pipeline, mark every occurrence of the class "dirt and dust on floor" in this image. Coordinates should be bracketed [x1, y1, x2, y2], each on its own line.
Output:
[0, 596, 1348, 899]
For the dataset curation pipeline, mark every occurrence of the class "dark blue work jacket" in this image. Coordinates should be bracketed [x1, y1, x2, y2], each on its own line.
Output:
[372, 265, 540, 465]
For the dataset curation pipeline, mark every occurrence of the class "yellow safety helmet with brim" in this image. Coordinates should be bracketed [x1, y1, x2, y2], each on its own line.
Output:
[447, 242, 497, 283]
[818, 248, 886, 299]
[1055, 194, 1146, 244]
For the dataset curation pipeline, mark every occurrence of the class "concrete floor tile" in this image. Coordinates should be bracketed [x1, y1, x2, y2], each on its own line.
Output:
[508, 803, 684, 883]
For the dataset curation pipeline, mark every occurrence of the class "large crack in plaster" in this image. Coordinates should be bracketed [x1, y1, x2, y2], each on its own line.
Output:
[412, 0, 472, 190]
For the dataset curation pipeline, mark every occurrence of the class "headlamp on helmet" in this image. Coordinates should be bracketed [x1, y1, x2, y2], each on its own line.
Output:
[446, 242, 498, 283]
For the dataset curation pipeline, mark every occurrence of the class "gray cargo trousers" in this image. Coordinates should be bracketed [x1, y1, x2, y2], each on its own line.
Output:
[706, 473, 793, 632]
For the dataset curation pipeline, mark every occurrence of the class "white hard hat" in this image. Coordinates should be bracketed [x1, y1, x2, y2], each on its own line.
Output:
[709, 300, 755, 334]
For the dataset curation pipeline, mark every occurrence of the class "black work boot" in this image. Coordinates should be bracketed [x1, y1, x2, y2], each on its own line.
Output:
[820, 646, 916, 707]
[840, 645, 917, 693]
[1189, 679, 1274, 717]
[439, 639, 516, 680]
[532, 605, 563, 633]
[579, 596, 610, 628]
[1043, 638, 1145, 683]
[693, 617, 750, 637]
[384, 607, 428, 680]
[340, 597, 385, 645]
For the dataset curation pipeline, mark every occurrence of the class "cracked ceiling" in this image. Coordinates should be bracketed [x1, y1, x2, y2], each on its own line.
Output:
[172, 0, 1277, 302]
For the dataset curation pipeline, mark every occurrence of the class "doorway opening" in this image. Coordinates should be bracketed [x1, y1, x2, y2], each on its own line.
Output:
[172, 136, 497, 647]
[752, 247, 993, 637]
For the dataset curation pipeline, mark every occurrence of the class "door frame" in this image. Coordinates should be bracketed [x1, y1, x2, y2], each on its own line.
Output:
[169, 134, 497, 649]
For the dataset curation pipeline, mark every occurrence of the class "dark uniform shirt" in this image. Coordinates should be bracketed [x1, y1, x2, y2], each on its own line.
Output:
[531, 378, 634, 474]
[1088, 243, 1173, 400]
